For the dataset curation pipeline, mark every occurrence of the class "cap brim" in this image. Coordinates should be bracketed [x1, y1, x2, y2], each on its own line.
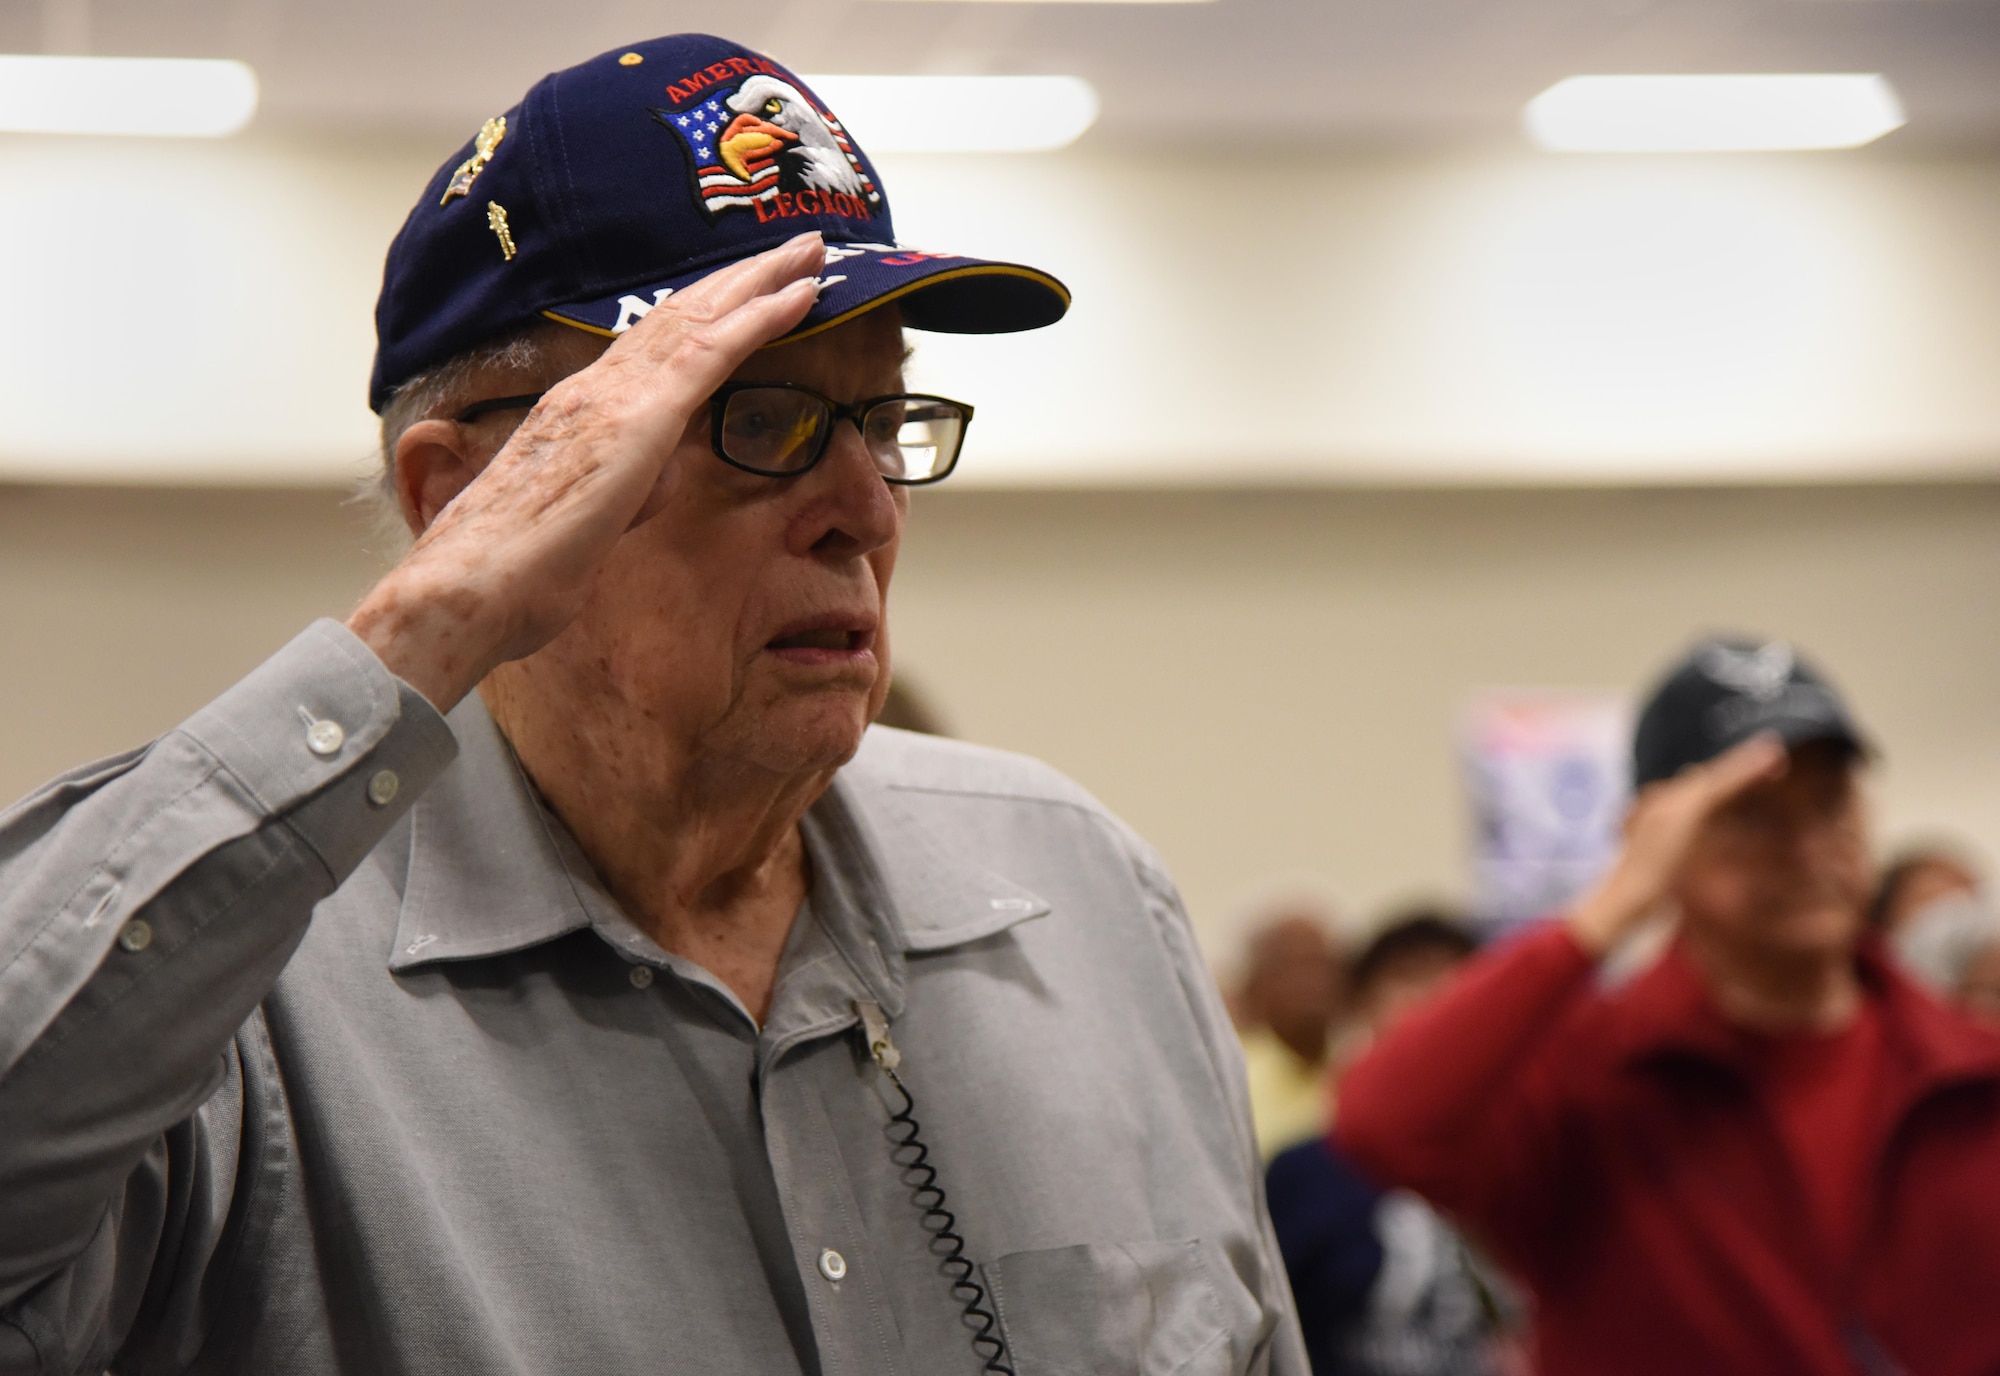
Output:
[541, 242, 1069, 344]
[1711, 710, 1871, 772]
[1768, 717, 1873, 762]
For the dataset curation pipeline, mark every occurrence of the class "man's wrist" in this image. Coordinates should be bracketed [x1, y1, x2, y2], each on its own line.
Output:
[346, 564, 507, 713]
[1566, 871, 1652, 959]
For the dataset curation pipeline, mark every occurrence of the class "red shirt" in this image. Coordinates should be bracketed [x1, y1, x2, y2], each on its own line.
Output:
[1334, 923, 2000, 1376]
[1750, 998, 1885, 1267]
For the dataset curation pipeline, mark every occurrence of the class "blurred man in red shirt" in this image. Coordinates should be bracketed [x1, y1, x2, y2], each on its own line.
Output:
[1337, 638, 2000, 1376]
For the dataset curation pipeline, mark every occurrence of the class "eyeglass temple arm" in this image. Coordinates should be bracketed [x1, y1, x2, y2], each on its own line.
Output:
[454, 392, 547, 424]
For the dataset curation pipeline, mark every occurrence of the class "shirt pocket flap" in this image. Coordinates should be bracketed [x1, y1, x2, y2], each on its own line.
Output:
[984, 1238, 1258, 1376]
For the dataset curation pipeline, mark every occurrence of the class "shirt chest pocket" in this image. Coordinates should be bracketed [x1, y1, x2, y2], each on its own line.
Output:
[984, 1238, 1262, 1376]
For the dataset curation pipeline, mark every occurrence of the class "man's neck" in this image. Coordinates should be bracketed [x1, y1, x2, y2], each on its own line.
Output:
[1685, 933, 1865, 1035]
[481, 680, 830, 1026]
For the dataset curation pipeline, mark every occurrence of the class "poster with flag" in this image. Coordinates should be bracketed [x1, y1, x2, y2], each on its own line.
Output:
[1460, 691, 1630, 931]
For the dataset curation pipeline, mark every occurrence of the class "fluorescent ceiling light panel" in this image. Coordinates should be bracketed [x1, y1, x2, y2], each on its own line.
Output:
[1525, 74, 1905, 153]
[0, 55, 258, 137]
[804, 75, 1098, 152]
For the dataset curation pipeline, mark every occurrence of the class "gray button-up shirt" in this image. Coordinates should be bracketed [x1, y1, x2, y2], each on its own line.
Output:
[0, 621, 1306, 1375]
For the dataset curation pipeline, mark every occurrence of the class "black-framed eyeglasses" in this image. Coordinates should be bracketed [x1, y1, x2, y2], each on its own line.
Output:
[454, 383, 974, 485]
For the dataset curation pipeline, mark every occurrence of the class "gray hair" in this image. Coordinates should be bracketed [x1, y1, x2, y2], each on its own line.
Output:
[359, 321, 602, 543]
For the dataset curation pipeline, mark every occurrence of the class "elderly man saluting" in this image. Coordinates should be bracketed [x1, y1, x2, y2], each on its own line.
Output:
[0, 35, 1303, 1376]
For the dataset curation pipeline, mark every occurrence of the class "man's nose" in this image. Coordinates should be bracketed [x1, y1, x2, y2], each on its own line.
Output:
[1777, 810, 1840, 865]
[789, 420, 901, 559]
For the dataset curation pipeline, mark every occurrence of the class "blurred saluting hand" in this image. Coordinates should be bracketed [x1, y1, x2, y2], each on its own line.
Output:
[1568, 733, 1790, 956]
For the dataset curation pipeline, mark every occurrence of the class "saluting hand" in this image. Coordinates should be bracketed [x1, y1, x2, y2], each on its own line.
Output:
[1568, 734, 1790, 956]
[346, 232, 827, 712]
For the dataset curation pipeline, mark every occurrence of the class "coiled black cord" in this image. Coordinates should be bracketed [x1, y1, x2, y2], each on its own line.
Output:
[878, 1062, 1015, 1375]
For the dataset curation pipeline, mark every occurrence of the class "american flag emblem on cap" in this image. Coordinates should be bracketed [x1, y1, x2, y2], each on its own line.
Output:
[655, 72, 881, 224]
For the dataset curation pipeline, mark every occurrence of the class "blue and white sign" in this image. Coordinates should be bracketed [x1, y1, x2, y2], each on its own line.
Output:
[1460, 692, 1631, 930]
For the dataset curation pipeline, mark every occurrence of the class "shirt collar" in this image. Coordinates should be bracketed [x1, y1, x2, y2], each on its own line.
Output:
[387, 695, 592, 972]
[388, 700, 1051, 988]
[834, 776, 1053, 955]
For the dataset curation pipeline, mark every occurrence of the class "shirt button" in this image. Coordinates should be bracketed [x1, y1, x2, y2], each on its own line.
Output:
[305, 719, 345, 756]
[117, 918, 153, 952]
[367, 770, 401, 807]
[627, 964, 655, 989]
[818, 1248, 847, 1282]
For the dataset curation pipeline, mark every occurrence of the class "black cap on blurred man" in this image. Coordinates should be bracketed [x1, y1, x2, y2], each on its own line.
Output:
[1334, 635, 2000, 1376]
[1633, 637, 1868, 789]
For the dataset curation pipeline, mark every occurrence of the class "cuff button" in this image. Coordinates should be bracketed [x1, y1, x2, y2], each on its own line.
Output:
[117, 918, 153, 953]
[306, 719, 346, 756]
[367, 770, 401, 807]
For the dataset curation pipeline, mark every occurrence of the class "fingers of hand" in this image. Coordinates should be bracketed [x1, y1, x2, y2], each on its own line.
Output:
[1635, 734, 1785, 821]
[1695, 733, 1789, 807]
[518, 236, 821, 480]
[592, 235, 824, 410]
[621, 232, 824, 347]
[408, 235, 827, 628]
[582, 277, 818, 443]
[1618, 735, 1787, 880]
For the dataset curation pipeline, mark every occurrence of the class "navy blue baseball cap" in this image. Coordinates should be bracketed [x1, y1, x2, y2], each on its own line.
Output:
[369, 33, 1071, 413]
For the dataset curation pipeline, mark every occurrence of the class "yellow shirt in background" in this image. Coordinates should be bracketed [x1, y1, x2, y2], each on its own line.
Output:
[1238, 1025, 1331, 1160]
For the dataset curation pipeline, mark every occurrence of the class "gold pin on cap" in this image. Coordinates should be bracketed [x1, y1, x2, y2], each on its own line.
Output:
[618, 52, 643, 66]
[441, 116, 507, 205]
[487, 202, 517, 261]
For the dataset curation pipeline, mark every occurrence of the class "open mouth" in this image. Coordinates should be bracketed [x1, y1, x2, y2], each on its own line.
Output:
[768, 627, 865, 653]
[764, 615, 876, 659]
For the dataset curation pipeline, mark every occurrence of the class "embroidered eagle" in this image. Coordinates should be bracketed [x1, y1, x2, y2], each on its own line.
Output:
[1699, 641, 1795, 702]
[716, 76, 866, 196]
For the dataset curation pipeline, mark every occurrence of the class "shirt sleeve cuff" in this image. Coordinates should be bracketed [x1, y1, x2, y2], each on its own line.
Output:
[178, 618, 458, 882]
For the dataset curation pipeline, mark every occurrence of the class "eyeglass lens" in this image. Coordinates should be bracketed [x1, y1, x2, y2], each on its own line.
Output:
[719, 389, 965, 481]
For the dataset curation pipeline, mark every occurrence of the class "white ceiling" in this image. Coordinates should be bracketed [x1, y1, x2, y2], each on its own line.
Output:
[6, 0, 2000, 150]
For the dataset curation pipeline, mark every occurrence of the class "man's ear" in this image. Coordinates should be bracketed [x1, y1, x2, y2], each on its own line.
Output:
[394, 419, 484, 536]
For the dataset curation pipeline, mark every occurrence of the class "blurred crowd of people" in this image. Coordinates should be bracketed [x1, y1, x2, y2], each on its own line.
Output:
[1232, 904, 1525, 1376]
[1229, 637, 2000, 1376]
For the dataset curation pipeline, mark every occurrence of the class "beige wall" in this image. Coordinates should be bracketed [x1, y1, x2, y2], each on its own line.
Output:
[4, 482, 1997, 962]
[9, 137, 2000, 486]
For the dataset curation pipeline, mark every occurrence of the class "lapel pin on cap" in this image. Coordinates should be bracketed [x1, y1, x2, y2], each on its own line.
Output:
[487, 202, 517, 261]
[441, 116, 506, 204]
